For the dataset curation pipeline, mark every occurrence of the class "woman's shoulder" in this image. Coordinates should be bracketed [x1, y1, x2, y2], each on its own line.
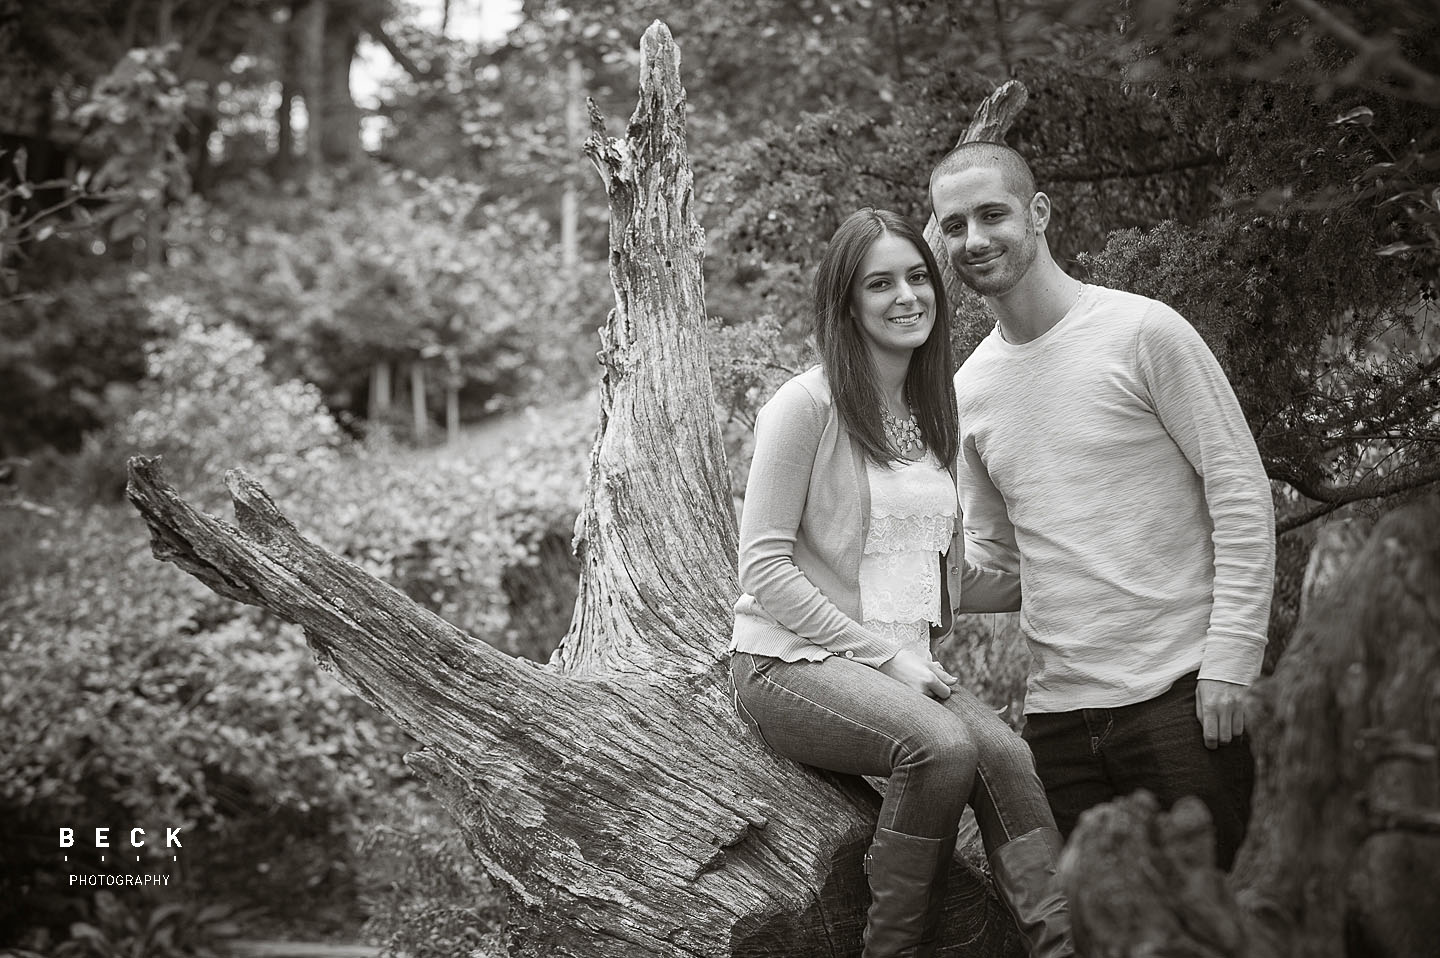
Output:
[766, 365, 832, 412]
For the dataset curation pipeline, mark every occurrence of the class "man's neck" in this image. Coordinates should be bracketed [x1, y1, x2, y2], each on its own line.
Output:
[990, 264, 1081, 345]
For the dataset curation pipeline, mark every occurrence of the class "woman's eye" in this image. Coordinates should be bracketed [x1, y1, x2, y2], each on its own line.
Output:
[910, 271, 930, 284]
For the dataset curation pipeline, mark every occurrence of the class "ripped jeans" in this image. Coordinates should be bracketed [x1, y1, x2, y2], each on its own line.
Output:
[730, 651, 1055, 846]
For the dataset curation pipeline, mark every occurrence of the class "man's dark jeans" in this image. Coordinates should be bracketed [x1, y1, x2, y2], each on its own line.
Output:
[1021, 672, 1254, 870]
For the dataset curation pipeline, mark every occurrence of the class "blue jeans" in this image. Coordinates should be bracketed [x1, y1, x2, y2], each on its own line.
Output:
[1021, 672, 1255, 870]
[730, 652, 1056, 848]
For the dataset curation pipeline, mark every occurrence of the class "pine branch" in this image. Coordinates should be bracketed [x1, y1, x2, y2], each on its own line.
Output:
[1288, 0, 1440, 107]
[1042, 153, 1222, 183]
[1274, 459, 1440, 533]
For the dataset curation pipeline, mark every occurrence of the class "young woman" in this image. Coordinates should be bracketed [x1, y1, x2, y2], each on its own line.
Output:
[728, 209, 1073, 958]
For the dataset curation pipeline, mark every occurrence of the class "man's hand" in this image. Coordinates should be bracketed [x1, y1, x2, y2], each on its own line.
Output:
[1196, 678, 1247, 749]
[879, 648, 958, 699]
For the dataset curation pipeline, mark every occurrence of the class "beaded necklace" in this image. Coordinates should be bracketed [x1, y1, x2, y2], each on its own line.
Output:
[882, 406, 923, 454]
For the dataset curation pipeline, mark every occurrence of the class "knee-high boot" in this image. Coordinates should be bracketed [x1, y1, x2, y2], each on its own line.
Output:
[863, 828, 955, 958]
[988, 826, 1074, 958]
[914, 831, 958, 958]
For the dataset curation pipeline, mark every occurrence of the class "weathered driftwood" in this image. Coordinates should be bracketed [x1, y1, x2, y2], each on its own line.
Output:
[127, 21, 1025, 958]
[1059, 494, 1440, 958]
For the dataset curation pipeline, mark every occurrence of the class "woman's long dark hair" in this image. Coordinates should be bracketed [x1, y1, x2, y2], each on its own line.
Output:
[813, 208, 957, 467]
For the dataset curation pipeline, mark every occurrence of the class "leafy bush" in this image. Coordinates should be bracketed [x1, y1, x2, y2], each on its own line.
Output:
[10, 894, 260, 958]
[0, 496, 412, 940]
[356, 789, 506, 958]
[0, 256, 150, 460]
[2, 335, 593, 944]
[117, 296, 345, 507]
[154, 173, 609, 424]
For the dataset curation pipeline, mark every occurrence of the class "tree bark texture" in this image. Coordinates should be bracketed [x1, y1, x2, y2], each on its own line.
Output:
[128, 21, 1022, 958]
[1057, 494, 1440, 958]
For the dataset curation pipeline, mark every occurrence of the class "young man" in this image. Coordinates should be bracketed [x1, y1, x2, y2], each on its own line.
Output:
[929, 142, 1276, 869]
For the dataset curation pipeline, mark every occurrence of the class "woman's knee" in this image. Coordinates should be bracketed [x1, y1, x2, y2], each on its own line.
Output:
[904, 720, 980, 773]
[976, 725, 1040, 777]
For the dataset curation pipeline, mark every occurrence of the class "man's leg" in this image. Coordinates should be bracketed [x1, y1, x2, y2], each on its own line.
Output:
[1104, 672, 1256, 870]
[1020, 708, 1117, 841]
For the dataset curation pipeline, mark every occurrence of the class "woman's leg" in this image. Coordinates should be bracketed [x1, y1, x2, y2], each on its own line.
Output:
[938, 688, 1073, 958]
[731, 652, 977, 836]
[938, 688, 1054, 851]
[730, 652, 976, 956]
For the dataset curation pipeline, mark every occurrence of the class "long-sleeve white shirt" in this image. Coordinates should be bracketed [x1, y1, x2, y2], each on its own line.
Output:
[955, 284, 1275, 713]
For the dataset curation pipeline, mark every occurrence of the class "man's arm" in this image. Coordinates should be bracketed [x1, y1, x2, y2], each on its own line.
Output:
[1137, 306, 1276, 745]
[954, 421, 1021, 613]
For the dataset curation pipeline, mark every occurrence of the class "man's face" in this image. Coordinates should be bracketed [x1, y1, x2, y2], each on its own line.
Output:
[931, 166, 1041, 298]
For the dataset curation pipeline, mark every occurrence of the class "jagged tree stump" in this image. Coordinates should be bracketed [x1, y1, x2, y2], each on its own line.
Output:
[127, 22, 1023, 958]
[1059, 494, 1440, 958]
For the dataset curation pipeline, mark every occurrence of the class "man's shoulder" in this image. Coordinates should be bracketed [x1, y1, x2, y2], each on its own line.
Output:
[1088, 283, 1188, 329]
[954, 332, 1006, 390]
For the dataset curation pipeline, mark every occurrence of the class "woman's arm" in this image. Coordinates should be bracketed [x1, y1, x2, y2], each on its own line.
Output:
[738, 380, 900, 667]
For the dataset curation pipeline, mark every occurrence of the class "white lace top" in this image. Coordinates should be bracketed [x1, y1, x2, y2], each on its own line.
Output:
[859, 451, 957, 659]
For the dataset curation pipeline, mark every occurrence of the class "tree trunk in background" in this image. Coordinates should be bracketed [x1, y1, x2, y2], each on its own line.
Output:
[320, 20, 361, 165]
[445, 384, 460, 445]
[188, 95, 216, 196]
[368, 360, 391, 424]
[409, 361, 427, 441]
[294, 0, 326, 186]
[125, 24, 1029, 957]
[561, 52, 582, 271]
[275, 79, 295, 181]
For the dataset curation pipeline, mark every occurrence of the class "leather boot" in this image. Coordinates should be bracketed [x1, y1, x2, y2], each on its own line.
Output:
[863, 827, 955, 958]
[988, 826, 1074, 958]
[914, 831, 959, 958]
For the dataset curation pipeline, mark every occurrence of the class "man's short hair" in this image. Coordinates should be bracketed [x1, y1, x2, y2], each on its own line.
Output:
[930, 142, 1037, 203]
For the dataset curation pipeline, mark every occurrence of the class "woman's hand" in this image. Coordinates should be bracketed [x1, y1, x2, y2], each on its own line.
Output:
[879, 648, 959, 699]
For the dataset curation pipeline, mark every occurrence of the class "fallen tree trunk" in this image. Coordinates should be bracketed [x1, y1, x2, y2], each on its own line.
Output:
[128, 21, 1024, 958]
[1059, 493, 1440, 958]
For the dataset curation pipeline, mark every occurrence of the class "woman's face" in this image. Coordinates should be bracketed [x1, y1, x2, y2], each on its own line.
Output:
[849, 232, 936, 365]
